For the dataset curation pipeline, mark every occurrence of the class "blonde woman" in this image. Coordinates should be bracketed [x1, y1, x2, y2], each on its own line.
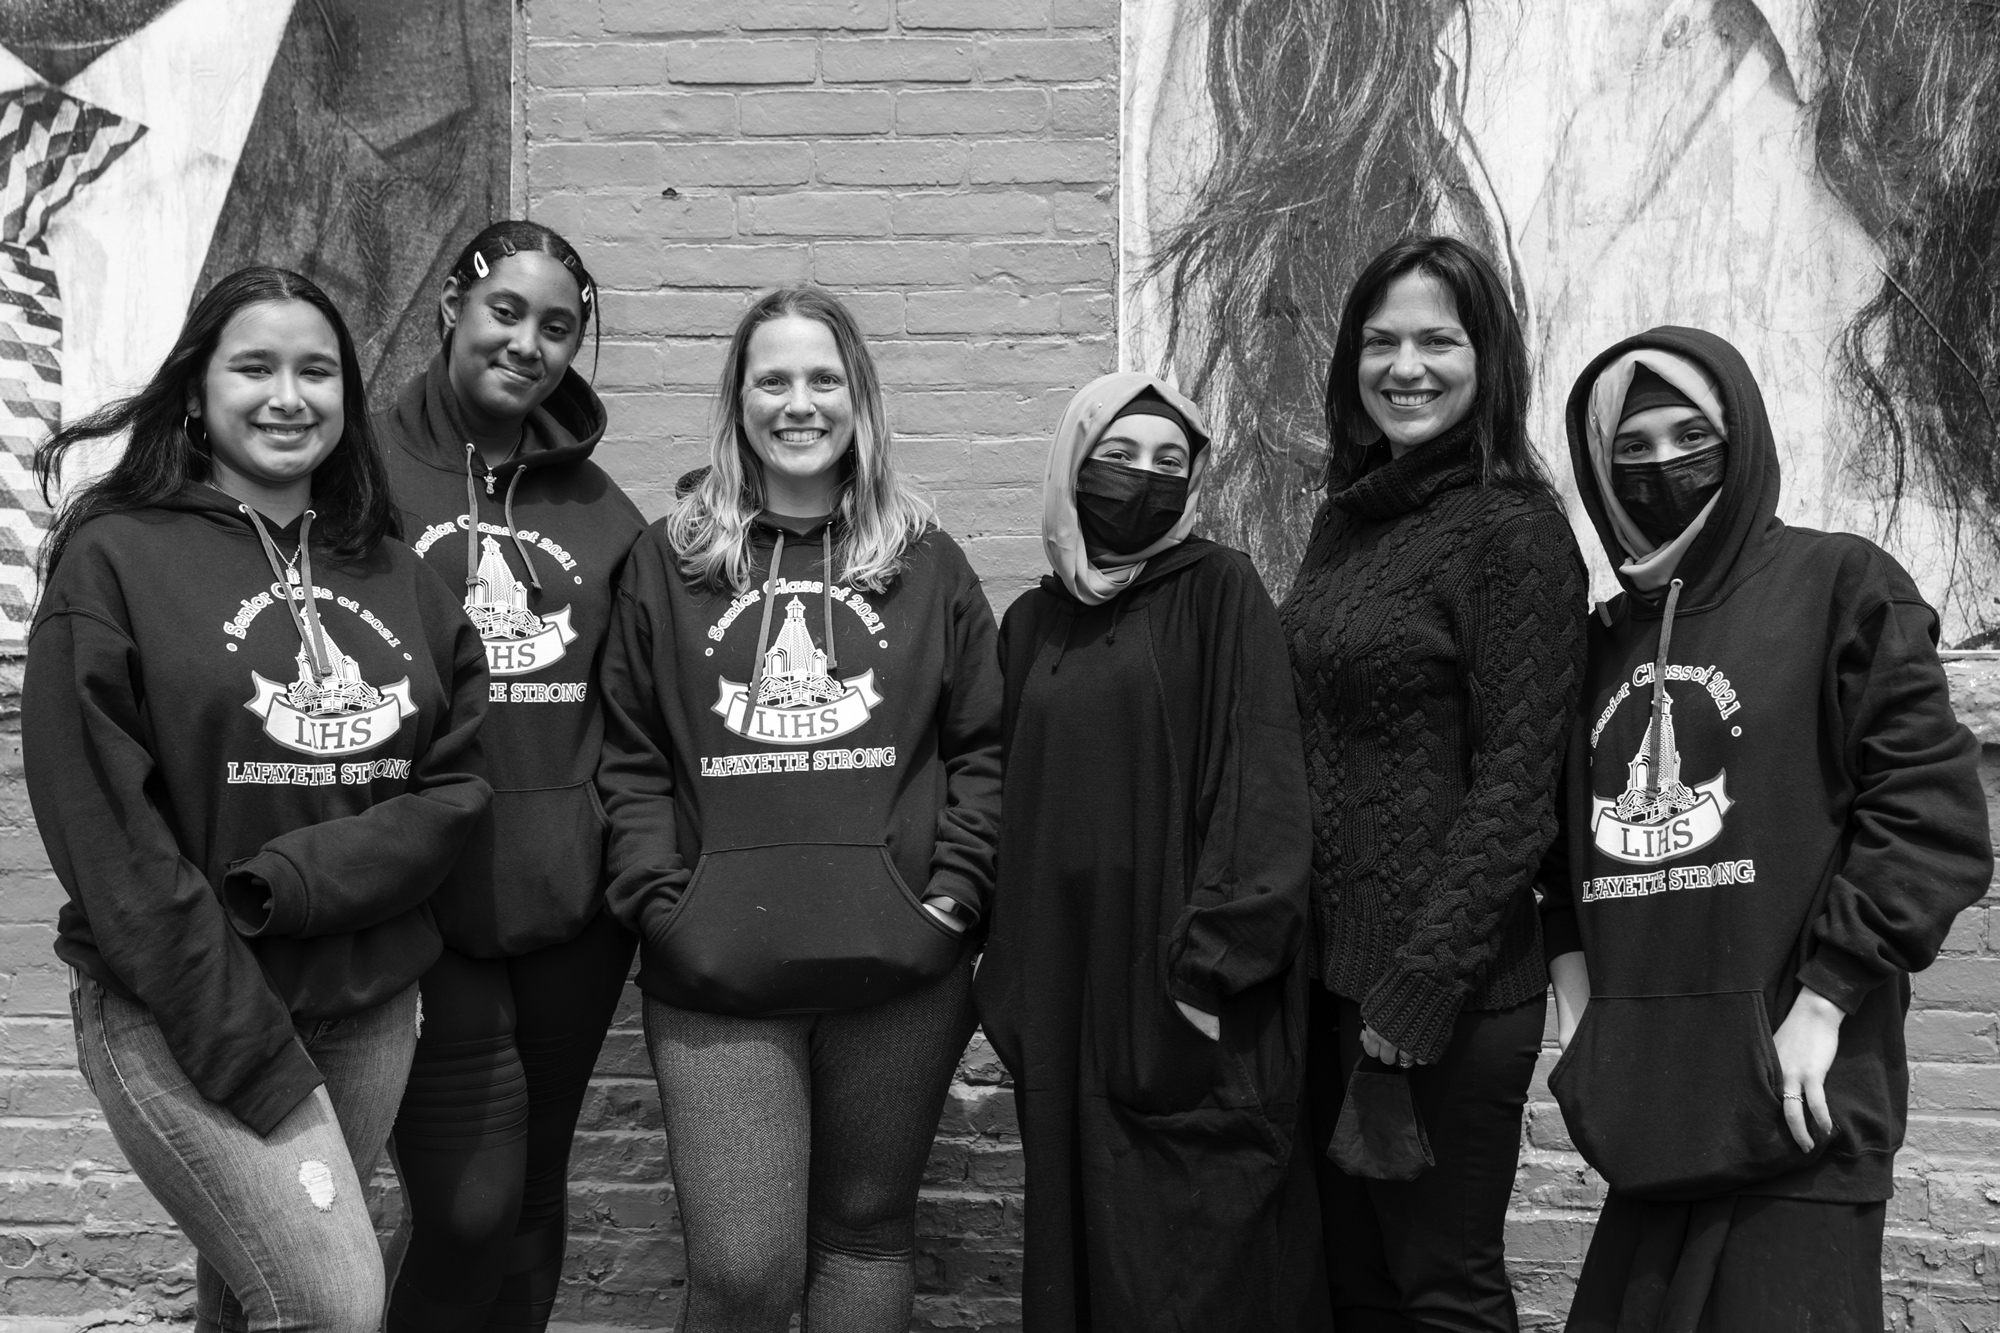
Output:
[595, 287, 1004, 1332]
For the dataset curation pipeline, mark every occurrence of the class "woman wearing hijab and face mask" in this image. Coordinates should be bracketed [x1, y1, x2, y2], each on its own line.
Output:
[1282, 236, 1589, 1333]
[974, 373, 1325, 1333]
[1540, 329, 1990, 1332]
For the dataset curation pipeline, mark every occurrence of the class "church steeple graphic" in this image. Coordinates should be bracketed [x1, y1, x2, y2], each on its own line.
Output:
[755, 597, 841, 708]
[465, 536, 544, 640]
[1615, 689, 1698, 823]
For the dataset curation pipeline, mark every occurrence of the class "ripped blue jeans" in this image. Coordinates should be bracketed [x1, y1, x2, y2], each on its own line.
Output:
[72, 974, 418, 1333]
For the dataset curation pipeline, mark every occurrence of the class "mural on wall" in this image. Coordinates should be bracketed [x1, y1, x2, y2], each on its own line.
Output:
[0, 0, 511, 642]
[1123, 0, 2000, 643]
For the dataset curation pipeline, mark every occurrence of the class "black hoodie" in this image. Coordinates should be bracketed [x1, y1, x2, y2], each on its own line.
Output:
[596, 514, 1004, 1015]
[378, 356, 646, 956]
[1540, 327, 1992, 1203]
[24, 487, 490, 1134]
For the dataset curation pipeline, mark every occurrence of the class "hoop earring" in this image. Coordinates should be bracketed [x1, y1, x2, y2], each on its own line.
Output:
[184, 414, 207, 449]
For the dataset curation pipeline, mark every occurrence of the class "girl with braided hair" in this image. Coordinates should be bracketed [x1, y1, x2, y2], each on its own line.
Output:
[377, 221, 646, 1332]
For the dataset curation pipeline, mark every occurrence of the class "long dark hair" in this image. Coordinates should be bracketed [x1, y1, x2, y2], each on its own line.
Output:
[35, 266, 398, 578]
[1810, 0, 2000, 640]
[1151, 0, 2000, 633]
[439, 219, 601, 377]
[1325, 235, 1547, 497]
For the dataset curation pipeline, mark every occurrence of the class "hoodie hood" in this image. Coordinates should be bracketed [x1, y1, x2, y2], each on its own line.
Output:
[1043, 372, 1211, 606]
[1565, 327, 1784, 611]
[388, 350, 608, 479]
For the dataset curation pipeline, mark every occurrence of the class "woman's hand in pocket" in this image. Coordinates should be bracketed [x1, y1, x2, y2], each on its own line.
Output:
[1175, 1000, 1220, 1040]
[923, 896, 971, 934]
[1549, 951, 1591, 1052]
[1774, 986, 1843, 1151]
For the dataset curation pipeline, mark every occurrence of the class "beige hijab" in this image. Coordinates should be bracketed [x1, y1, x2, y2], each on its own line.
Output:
[1042, 372, 1212, 605]
[1584, 349, 1730, 590]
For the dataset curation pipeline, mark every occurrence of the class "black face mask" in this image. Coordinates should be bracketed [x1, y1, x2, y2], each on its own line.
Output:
[1612, 444, 1726, 546]
[1075, 458, 1189, 555]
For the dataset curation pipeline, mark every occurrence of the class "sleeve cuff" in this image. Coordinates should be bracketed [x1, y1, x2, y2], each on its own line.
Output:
[223, 852, 308, 937]
[1541, 906, 1583, 962]
[1797, 945, 1885, 1017]
[1167, 976, 1221, 1015]
[1361, 966, 1466, 1065]
[924, 874, 983, 924]
[223, 1038, 324, 1137]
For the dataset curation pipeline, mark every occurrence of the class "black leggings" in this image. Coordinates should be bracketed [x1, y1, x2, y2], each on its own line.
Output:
[387, 909, 636, 1332]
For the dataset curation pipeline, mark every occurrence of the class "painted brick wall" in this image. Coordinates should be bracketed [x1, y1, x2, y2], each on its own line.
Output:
[0, 3, 1996, 1330]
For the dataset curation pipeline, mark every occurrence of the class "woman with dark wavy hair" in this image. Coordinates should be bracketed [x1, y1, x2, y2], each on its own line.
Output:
[1281, 236, 1586, 1331]
[25, 266, 489, 1331]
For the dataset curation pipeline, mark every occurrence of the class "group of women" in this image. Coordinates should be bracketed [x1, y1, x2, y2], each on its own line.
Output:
[18, 219, 1989, 1333]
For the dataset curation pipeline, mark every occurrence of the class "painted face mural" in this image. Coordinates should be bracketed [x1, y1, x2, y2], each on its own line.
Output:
[0, 0, 509, 643]
[1123, 0, 1999, 642]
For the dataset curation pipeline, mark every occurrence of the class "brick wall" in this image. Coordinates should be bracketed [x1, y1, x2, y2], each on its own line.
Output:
[0, 3, 1996, 1330]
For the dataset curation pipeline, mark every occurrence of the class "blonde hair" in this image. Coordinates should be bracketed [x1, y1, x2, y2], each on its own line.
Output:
[667, 287, 934, 594]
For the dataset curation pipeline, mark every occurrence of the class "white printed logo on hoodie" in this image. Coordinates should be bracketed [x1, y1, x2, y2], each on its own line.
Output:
[464, 535, 577, 676]
[245, 623, 416, 757]
[712, 594, 881, 745]
[1588, 661, 1747, 866]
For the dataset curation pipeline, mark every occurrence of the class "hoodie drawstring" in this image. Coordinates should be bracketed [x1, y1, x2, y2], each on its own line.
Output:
[821, 523, 838, 672]
[464, 443, 542, 599]
[1049, 595, 1128, 674]
[747, 529, 786, 708]
[245, 506, 332, 681]
[503, 468, 541, 592]
[1639, 577, 1684, 803]
[744, 524, 841, 708]
[463, 445, 480, 596]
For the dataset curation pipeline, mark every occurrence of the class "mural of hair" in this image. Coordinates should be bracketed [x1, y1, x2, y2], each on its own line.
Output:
[1809, 0, 2000, 643]
[1151, 0, 2000, 634]
[1148, 0, 1483, 590]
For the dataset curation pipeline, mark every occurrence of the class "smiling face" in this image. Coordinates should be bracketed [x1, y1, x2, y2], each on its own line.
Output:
[1087, 413, 1192, 476]
[188, 299, 345, 509]
[441, 250, 584, 430]
[1613, 404, 1722, 465]
[1356, 272, 1479, 455]
[740, 314, 856, 515]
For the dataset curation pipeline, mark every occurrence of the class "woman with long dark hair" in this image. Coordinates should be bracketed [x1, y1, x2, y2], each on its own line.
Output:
[25, 266, 489, 1331]
[1281, 235, 1586, 1330]
[596, 286, 1003, 1331]
[377, 219, 644, 1333]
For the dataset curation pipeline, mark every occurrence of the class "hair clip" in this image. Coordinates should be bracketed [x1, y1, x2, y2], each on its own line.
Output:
[580, 284, 594, 305]
[471, 250, 490, 279]
[499, 239, 517, 257]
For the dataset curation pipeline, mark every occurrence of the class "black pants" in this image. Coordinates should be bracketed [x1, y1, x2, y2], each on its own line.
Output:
[1305, 986, 1545, 1333]
[387, 909, 637, 1332]
[1566, 1192, 1885, 1332]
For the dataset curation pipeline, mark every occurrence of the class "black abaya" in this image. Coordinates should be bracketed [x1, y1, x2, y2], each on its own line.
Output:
[974, 539, 1325, 1333]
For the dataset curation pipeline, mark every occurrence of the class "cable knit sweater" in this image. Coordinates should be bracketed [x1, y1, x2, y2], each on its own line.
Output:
[1281, 424, 1587, 1063]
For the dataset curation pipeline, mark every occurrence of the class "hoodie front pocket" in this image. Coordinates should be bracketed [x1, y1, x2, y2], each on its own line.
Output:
[649, 841, 963, 1016]
[1550, 990, 1812, 1200]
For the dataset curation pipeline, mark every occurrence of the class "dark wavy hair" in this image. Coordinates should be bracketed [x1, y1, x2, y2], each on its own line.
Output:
[439, 219, 601, 376]
[1325, 235, 1548, 497]
[35, 265, 398, 578]
[1152, 0, 2000, 633]
[1809, 0, 2000, 642]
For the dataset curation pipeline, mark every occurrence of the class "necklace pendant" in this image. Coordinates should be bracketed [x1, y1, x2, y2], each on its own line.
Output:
[485, 471, 497, 496]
